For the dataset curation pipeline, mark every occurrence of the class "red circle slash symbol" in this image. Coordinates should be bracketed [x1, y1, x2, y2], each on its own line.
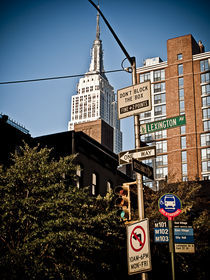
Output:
[130, 226, 146, 252]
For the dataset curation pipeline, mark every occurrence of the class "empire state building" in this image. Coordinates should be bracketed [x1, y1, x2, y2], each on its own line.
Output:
[68, 10, 122, 153]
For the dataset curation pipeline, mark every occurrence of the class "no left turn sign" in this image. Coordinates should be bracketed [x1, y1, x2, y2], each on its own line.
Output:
[130, 225, 146, 252]
[127, 219, 152, 275]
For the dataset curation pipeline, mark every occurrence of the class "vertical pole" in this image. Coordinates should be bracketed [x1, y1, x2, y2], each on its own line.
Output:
[131, 58, 147, 280]
[168, 218, 175, 280]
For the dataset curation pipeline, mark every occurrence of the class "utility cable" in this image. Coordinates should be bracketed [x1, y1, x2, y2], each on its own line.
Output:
[0, 69, 124, 85]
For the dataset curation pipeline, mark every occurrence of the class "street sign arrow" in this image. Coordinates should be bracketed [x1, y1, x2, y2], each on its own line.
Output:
[119, 146, 156, 165]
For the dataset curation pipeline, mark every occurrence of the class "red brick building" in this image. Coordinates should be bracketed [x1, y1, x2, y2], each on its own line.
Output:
[136, 34, 210, 186]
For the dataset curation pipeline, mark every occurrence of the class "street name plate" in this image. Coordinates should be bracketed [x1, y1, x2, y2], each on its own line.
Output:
[132, 159, 154, 180]
[117, 81, 151, 119]
[140, 115, 186, 134]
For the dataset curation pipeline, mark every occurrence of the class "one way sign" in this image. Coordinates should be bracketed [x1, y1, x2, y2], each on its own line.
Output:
[119, 146, 156, 165]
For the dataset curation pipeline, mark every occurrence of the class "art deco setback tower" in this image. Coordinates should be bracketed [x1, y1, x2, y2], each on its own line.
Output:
[68, 11, 122, 154]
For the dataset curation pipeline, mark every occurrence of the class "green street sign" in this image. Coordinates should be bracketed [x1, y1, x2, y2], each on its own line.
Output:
[140, 115, 186, 134]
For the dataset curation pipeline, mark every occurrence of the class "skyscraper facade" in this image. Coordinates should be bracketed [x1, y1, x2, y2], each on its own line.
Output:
[68, 11, 122, 154]
[136, 34, 210, 186]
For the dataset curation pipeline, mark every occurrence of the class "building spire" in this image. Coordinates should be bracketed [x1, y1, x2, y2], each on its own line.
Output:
[87, 0, 107, 79]
[96, 2, 100, 40]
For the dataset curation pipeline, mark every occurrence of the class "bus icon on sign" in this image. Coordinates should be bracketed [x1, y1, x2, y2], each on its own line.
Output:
[158, 193, 182, 218]
[164, 195, 176, 209]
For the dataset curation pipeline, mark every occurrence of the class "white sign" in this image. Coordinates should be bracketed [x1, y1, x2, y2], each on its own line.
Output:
[119, 146, 156, 165]
[175, 243, 195, 253]
[127, 219, 152, 275]
[117, 81, 151, 119]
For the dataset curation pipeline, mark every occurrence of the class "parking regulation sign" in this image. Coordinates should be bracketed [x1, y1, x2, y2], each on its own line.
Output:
[127, 219, 152, 275]
[158, 194, 182, 219]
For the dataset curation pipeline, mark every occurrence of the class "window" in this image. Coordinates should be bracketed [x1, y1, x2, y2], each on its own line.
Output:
[140, 72, 150, 83]
[202, 161, 210, 172]
[156, 167, 168, 179]
[178, 77, 184, 89]
[156, 141, 167, 153]
[201, 73, 210, 84]
[76, 165, 83, 189]
[177, 53, 183, 60]
[154, 93, 166, 104]
[200, 59, 210, 72]
[182, 151, 187, 162]
[202, 96, 210, 107]
[91, 173, 98, 196]
[204, 120, 210, 131]
[181, 136, 186, 149]
[202, 108, 210, 119]
[154, 69, 165, 82]
[201, 84, 210, 95]
[179, 89, 184, 99]
[140, 111, 151, 119]
[182, 163, 188, 175]
[180, 125, 186, 135]
[201, 148, 210, 160]
[154, 82, 165, 93]
[178, 64, 183, 76]
[156, 155, 167, 167]
[107, 181, 112, 193]
[179, 100, 185, 112]
[201, 133, 210, 146]
[155, 130, 167, 139]
[154, 105, 166, 116]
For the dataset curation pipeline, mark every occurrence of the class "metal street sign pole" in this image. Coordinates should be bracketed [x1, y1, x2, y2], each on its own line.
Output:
[88, 2, 147, 279]
[169, 218, 176, 280]
[132, 59, 148, 280]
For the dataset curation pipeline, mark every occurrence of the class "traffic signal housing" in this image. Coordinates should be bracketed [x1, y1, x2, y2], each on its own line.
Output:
[114, 183, 131, 221]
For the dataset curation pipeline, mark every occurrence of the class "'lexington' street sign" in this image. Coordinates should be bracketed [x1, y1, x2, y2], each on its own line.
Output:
[140, 115, 186, 135]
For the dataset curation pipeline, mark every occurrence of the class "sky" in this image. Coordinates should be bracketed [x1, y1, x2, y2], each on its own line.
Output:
[1, 0, 210, 152]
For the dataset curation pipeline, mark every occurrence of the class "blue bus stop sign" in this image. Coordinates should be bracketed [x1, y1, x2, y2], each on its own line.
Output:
[158, 194, 182, 219]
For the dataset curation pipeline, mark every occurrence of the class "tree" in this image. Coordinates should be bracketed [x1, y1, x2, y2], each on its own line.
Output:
[0, 144, 126, 280]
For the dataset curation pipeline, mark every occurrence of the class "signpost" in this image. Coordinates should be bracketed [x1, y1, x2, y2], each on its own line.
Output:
[119, 146, 156, 165]
[132, 159, 154, 180]
[140, 115, 186, 134]
[88, 3, 152, 279]
[158, 194, 182, 280]
[127, 219, 152, 275]
[117, 81, 151, 119]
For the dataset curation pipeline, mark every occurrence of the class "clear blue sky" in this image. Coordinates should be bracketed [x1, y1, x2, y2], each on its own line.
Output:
[1, 0, 210, 151]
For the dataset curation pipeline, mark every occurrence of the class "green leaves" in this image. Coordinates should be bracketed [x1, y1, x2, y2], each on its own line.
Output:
[0, 144, 125, 280]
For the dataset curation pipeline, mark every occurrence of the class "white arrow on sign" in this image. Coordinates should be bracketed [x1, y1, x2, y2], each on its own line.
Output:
[119, 146, 156, 165]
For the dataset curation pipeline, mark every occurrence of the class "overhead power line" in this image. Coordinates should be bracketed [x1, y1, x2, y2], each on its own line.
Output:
[0, 69, 124, 85]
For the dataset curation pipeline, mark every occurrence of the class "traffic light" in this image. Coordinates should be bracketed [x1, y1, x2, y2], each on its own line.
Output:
[114, 183, 131, 221]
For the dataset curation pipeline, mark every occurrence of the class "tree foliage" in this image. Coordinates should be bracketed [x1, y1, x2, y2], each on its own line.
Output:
[0, 144, 209, 280]
[0, 144, 126, 280]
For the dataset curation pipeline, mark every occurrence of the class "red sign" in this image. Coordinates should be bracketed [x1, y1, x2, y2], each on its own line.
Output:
[130, 225, 146, 252]
[159, 208, 182, 218]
